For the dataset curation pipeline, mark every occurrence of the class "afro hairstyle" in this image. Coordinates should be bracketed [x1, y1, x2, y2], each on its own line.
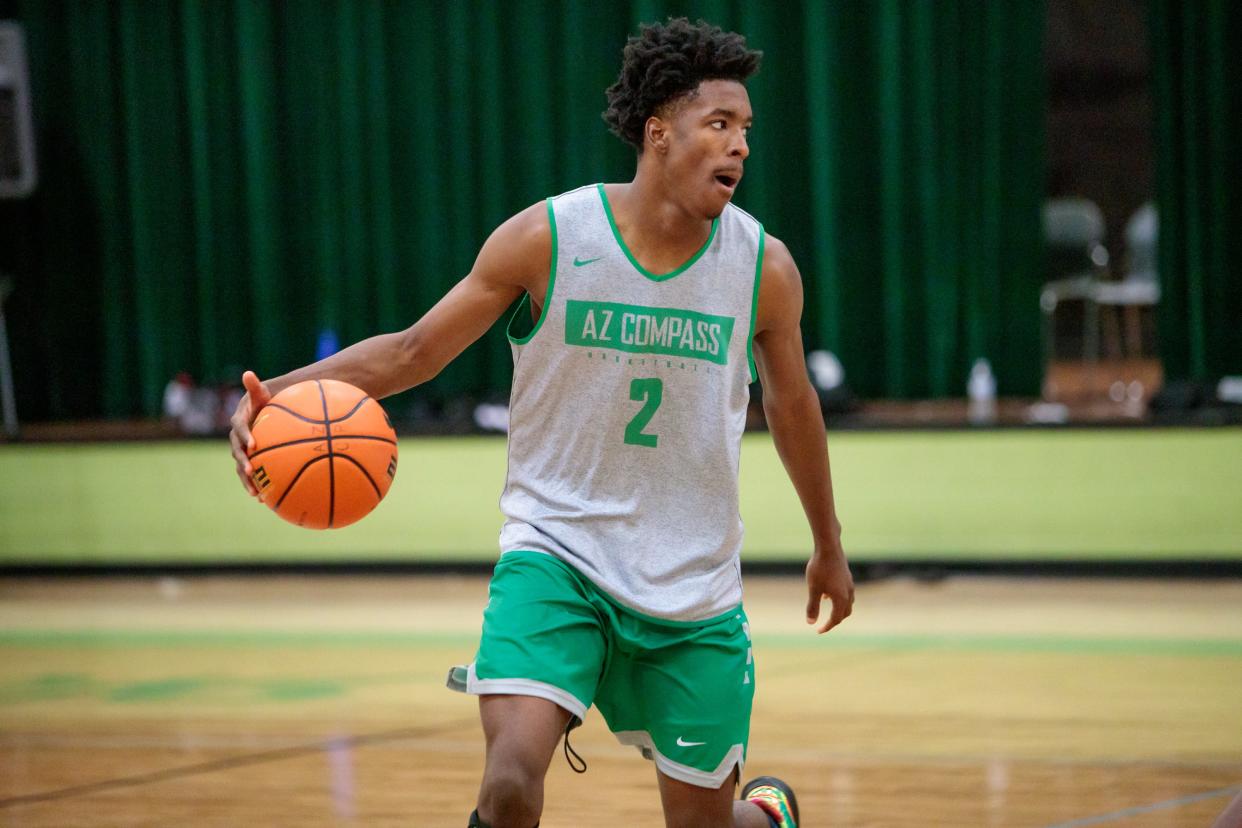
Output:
[603, 18, 762, 152]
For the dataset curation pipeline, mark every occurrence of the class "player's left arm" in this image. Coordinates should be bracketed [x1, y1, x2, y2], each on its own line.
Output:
[752, 235, 855, 634]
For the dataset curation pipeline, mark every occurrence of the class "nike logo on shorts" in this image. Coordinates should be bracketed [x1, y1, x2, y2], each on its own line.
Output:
[676, 736, 706, 747]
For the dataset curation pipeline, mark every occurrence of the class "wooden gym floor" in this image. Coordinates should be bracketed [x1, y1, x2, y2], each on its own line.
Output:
[1, 575, 1240, 827]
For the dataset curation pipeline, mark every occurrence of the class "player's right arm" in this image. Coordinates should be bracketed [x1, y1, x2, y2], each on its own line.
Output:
[228, 201, 552, 494]
[752, 234, 854, 633]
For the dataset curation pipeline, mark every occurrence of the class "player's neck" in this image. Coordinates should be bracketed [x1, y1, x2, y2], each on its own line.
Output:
[610, 168, 713, 253]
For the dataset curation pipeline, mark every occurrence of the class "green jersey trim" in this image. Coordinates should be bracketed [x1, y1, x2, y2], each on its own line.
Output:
[596, 183, 719, 282]
[747, 224, 766, 383]
[507, 197, 559, 345]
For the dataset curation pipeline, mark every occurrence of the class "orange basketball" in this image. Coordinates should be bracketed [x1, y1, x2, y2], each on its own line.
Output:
[246, 379, 398, 529]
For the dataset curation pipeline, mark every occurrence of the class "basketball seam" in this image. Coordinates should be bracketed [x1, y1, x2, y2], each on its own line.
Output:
[266, 403, 325, 424]
[248, 435, 396, 460]
[333, 453, 384, 501]
[329, 397, 370, 424]
[316, 380, 335, 528]
[265, 397, 370, 425]
[274, 455, 331, 509]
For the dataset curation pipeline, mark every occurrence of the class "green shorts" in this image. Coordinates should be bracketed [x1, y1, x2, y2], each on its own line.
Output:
[447, 550, 756, 788]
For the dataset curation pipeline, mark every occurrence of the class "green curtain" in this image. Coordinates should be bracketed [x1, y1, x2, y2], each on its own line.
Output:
[1150, 0, 1242, 383]
[0, 0, 1046, 420]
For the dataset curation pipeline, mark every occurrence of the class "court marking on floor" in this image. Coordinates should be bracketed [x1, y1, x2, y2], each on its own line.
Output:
[1041, 784, 1242, 827]
[4, 732, 1239, 775]
[0, 669, 426, 705]
[3, 578, 1239, 826]
[0, 717, 477, 810]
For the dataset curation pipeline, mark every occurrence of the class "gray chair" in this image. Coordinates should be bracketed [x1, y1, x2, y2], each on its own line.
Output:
[1040, 198, 1110, 368]
[1092, 203, 1159, 359]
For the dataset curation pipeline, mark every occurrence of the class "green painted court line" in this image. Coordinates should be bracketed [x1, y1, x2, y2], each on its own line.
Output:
[0, 630, 478, 648]
[3, 630, 1241, 656]
[0, 670, 433, 706]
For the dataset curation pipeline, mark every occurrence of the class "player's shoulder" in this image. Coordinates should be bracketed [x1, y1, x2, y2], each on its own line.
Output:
[499, 184, 598, 240]
[754, 231, 802, 333]
[724, 201, 764, 233]
[488, 199, 553, 252]
[715, 203, 796, 289]
[474, 200, 553, 289]
[548, 182, 601, 205]
[759, 232, 798, 285]
[481, 184, 600, 269]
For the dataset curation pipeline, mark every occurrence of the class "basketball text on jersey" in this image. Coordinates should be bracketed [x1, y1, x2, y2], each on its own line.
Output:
[564, 300, 735, 365]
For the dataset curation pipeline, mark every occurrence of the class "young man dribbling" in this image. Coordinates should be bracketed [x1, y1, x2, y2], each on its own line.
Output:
[230, 19, 854, 828]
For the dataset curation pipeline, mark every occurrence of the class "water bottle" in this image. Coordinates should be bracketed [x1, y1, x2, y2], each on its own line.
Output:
[968, 358, 997, 425]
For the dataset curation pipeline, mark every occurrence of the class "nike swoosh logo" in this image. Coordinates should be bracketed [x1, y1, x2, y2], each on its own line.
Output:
[676, 737, 706, 747]
[573, 256, 603, 267]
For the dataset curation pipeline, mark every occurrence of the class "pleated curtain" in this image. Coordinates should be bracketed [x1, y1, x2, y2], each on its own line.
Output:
[1, 0, 1046, 419]
[1149, 0, 1242, 384]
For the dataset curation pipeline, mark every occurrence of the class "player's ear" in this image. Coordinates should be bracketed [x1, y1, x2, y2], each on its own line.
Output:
[645, 116, 669, 154]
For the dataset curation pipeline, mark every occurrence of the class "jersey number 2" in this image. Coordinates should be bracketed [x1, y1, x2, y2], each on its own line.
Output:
[624, 378, 663, 448]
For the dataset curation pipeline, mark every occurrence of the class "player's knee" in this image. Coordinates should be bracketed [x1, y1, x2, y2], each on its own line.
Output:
[660, 776, 738, 828]
[665, 803, 736, 828]
[478, 762, 543, 827]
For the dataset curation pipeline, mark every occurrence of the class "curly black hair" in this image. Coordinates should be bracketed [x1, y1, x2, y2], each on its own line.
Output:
[603, 18, 762, 152]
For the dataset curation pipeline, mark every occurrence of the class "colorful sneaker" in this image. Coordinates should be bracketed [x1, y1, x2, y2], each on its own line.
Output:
[741, 776, 799, 828]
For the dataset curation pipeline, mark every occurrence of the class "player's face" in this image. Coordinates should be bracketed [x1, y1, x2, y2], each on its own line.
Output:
[660, 80, 752, 218]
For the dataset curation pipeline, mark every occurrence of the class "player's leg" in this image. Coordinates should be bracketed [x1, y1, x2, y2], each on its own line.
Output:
[447, 551, 607, 826]
[655, 769, 774, 828]
[473, 694, 572, 828]
[594, 601, 795, 826]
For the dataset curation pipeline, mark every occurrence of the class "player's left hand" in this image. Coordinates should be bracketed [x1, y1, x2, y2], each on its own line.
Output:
[805, 545, 854, 634]
[229, 370, 272, 497]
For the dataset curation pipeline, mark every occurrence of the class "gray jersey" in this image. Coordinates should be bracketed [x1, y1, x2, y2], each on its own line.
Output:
[498, 183, 765, 621]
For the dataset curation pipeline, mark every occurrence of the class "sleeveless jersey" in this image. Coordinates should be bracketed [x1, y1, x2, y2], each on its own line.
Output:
[498, 183, 765, 622]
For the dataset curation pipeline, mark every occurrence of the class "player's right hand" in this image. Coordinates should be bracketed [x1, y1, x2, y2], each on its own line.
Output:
[230, 371, 272, 496]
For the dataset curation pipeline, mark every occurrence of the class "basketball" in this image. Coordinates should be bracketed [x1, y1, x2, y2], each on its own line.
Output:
[246, 379, 398, 529]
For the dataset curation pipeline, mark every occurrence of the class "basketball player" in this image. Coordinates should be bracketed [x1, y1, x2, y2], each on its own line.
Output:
[229, 19, 853, 828]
